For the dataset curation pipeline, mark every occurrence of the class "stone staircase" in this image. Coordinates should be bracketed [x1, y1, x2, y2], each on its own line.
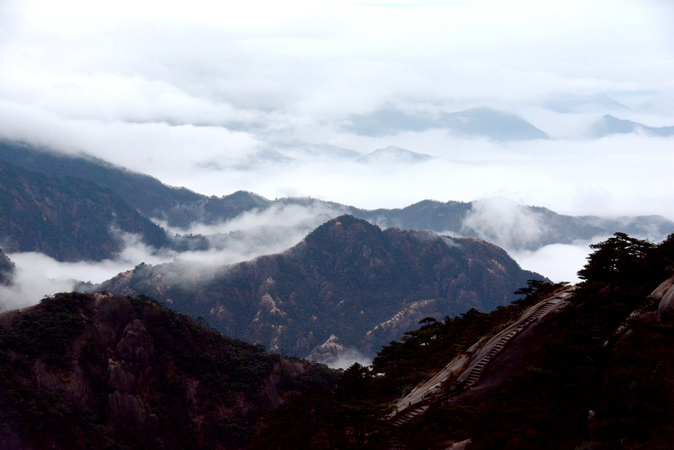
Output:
[388, 287, 573, 429]
[390, 403, 430, 427]
[460, 298, 562, 387]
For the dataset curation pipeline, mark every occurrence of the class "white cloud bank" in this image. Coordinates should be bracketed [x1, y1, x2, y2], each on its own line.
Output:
[462, 197, 547, 250]
[512, 242, 599, 284]
[328, 349, 373, 371]
[0, 0, 672, 217]
[0, 234, 173, 311]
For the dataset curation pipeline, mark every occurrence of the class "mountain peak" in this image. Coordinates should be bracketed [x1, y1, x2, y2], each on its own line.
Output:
[302, 215, 385, 250]
[356, 146, 432, 164]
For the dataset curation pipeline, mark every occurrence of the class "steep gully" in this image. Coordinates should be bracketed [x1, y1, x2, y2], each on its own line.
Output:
[389, 286, 575, 427]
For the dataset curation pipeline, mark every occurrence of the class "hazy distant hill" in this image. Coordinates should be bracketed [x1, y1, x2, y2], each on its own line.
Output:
[594, 114, 674, 137]
[543, 93, 628, 114]
[344, 106, 549, 141]
[89, 215, 544, 362]
[439, 106, 549, 141]
[0, 159, 169, 261]
[356, 146, 432, 164]
[270, 140, 363, 160]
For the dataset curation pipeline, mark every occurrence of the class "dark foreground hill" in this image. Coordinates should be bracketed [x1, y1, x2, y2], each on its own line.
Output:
[250, 232, 674, 449]
[0, 159, 170, 261]
[0, 292, 335, 450]
[89, 215, 543, 362]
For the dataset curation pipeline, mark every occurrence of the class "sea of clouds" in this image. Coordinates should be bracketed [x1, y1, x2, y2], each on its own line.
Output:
[1, 0, 673, 320]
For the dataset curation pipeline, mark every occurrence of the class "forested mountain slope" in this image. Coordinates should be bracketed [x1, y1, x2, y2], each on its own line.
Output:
[249, 232, 674, 449]
[0, 292, 335, 449]
[0, 159, 169, 261]
[89, 215, 543, 362]
[0, 140, 271, 229]
[0, 249, 14, 285]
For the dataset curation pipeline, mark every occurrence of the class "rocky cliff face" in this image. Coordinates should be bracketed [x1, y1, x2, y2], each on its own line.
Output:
[0, 292, 334, 449]
[92, 215, 544, 362]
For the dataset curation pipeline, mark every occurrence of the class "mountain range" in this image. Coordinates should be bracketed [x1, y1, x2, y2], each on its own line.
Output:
[1, 137, 673, 362]
[1, 139, 671, 256]
[2, 233, 674, 449]
[85, 215, 544, 363]
[1, 127, 674, 448]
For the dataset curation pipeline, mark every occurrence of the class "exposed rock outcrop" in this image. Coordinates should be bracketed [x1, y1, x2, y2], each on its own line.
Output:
[307, 334, 347, 365]
[652, 276, 674, 322]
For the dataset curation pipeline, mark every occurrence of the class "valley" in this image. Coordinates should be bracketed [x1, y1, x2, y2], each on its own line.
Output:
[0, 139, 673, 449]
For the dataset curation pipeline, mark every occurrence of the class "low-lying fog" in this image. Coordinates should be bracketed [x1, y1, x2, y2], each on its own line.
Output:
[2, 198, 667, 315]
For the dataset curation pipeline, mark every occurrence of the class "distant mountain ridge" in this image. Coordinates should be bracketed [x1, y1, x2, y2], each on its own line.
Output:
[594, 114, 674, 137]
[0, 140, 270, 229]
[343, 106, 549, 141]
[356, 200, 674, 250]
[0, 159, 169, 261]
[88, 215, 544, 363]
[1, 139, 672, 256]
[439, 107, 549, 141]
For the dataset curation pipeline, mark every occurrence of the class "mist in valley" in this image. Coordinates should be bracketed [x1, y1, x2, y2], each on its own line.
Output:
[1, 0, 673, 335]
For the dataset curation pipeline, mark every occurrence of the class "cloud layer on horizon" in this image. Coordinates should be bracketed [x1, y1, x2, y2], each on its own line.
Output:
[1, 0, 673, 219]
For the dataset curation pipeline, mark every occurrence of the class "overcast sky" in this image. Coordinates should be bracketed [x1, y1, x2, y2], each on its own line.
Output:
[1, 0, 674, 301]
[1, 0, 673, 214]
